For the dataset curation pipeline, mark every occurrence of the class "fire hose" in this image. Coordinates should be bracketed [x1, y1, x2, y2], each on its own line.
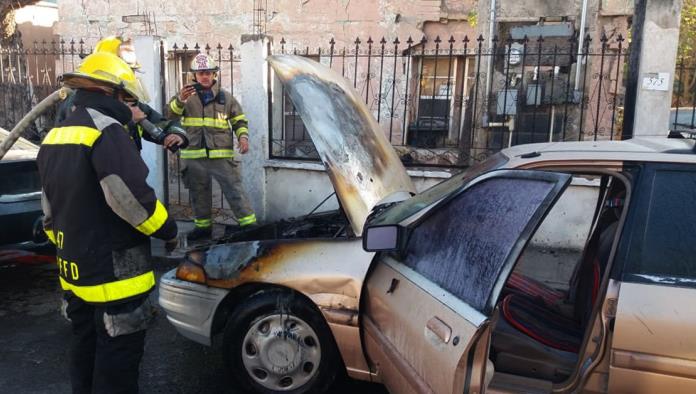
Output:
[0, 87, 73, 160]
[138, 118, 189, 152]
[0, 86, 189, 159]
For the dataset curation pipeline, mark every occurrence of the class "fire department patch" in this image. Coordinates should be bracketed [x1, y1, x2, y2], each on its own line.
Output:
[195, 54, 209, 69]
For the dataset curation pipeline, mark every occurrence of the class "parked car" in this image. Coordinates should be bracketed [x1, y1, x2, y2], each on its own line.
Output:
[0, 129, 53, 265]
[670, 107, 696, 132]
[159, 55, 696, 393]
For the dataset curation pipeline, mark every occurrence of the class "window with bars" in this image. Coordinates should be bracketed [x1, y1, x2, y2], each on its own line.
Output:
[278, 55, 320, 159]
[408, 56, 471, 149]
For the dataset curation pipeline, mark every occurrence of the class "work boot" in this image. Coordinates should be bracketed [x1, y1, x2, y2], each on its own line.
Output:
[187, 226, 212, 241]
[223, 222, 260, 237]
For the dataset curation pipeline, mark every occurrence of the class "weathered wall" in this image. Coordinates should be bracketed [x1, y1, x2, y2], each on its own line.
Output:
[530, 181, 598, 250]
[497, 0, 580, 20]
[631, 0, 683, 137]
[265, 162, 598, 252]
[264, 162, 450, 222]
[55, 0, 477, 49]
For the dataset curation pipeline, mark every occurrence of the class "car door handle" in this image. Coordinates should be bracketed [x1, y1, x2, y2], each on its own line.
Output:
[426, 316, 452, 344]
[386, 278, 399, 294]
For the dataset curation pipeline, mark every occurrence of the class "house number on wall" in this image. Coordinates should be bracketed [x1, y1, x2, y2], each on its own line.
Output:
[641, 72, 670, 91]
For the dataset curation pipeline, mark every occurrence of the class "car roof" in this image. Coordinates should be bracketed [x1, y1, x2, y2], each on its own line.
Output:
[502, 137, 696, 167]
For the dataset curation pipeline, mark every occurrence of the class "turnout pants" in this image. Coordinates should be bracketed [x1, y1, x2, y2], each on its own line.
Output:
[64, 293, 155, 394]
[182, 157, 256, 227]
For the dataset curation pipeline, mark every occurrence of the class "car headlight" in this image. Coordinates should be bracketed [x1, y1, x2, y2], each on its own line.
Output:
[175, 261, 207, 284]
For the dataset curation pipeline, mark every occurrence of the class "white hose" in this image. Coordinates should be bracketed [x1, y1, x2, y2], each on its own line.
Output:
[0, 87, 73, 160]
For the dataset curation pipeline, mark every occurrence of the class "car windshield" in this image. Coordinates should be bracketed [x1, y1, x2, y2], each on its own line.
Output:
[368, 152, 509, 226]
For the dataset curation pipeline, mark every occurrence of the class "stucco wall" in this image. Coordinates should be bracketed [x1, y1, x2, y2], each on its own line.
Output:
[497, 0, 580, 20]
[530, 181, 599, 251]
[55, 0, 477, 49]
[265, 162, 597, 252]
[264, 161, 450, 222]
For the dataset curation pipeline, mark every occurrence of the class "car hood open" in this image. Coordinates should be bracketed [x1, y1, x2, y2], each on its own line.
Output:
[268, 55, 415, 235]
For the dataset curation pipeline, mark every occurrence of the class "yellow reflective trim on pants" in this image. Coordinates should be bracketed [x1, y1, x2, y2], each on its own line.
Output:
[135, 200, 168, 236]
[181, 117, 228, 128]
[230, 114, 247, 124]
[43, 126, 102, 147]
[207, 149, 234, 159]
[238, 213, 257, 226]
[180, 149, 208, 159]
[235, 127, 249, 138]
[45, 229, 56, 244]
[59, 271, 155, 303]
[194, 218, 212, 228]
[180, 149, 234, 159]
[170, 100, 184, 115]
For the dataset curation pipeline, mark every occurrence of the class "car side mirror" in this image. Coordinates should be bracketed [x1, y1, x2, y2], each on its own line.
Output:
[363, 225, 403, 252]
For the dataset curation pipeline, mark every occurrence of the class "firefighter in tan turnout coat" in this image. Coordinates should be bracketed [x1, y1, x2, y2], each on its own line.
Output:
[168, 53, 256, 240]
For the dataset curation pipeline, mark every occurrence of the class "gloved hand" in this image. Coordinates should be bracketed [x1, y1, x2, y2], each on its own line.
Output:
[165, 237, 179, 253]
[163, 134, 185, 151]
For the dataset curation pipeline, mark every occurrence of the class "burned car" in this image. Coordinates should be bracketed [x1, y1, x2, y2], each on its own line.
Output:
[359, 139, 696, 394]
[0, 129, 53, 265]
[160, 55, 696, 394]
[159, 54, 414, 393]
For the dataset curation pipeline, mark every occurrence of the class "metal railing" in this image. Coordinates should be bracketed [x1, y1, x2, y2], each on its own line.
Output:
[269, 33, 628, 167]
[0, 39, 89, 140]
[0, 38, 242, 221]
[672, 60, 696, 133]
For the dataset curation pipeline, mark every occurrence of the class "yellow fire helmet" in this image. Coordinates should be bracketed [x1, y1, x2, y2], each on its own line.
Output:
[62, 51, 149, 102]
[190, 53, 219, 72]
[94, 36, 141, 70]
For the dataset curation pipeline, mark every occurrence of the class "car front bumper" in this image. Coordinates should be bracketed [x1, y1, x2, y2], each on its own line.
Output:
[158, 269, 229, 346]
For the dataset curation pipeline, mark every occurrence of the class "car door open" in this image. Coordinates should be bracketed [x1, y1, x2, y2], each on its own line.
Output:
[361, 169, 571, 394]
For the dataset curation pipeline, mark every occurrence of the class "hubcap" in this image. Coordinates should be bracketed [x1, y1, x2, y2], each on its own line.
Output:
[242, 313, 322, 391]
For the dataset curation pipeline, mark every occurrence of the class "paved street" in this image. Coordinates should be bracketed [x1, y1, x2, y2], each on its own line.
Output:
[0, 259, 387, 394]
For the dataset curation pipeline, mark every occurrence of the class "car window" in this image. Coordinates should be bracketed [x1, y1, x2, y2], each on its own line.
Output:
[0, 161, 41, 197]
[624, 166, 696, 283]
[367, 152, 509, 226]
[401, 175, 558, 312]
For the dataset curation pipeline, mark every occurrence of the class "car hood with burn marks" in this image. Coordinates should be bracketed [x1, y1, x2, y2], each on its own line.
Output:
[268, 55, 415, 236]
[193, 238, 374, 321]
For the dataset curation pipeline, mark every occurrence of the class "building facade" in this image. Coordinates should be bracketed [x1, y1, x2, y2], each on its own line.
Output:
[49, 0, 632, 224]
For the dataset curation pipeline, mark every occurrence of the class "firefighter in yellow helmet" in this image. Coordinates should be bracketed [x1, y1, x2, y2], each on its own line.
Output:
[57, 36, 187, 152]
[167, 52, 257, 240]
[38, 51, 179, 393]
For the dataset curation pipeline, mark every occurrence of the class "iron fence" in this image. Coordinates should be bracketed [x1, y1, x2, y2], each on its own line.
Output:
[270, 33, 628, 167]
[0, 39, 89, 141]
[0, 38, 242, 221]
[671, 60, 696, 133]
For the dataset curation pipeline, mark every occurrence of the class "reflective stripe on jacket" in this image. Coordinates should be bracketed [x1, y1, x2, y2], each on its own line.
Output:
[167, 81, 248, 159]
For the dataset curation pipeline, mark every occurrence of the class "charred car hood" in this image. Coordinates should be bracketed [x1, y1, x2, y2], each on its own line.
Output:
[268, 55, 415, 235]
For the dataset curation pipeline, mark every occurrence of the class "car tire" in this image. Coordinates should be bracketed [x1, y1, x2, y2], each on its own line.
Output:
[222, 288, 341, 394]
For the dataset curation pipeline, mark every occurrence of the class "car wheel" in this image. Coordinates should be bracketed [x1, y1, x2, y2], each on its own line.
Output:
[223, 289, 341, 394]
